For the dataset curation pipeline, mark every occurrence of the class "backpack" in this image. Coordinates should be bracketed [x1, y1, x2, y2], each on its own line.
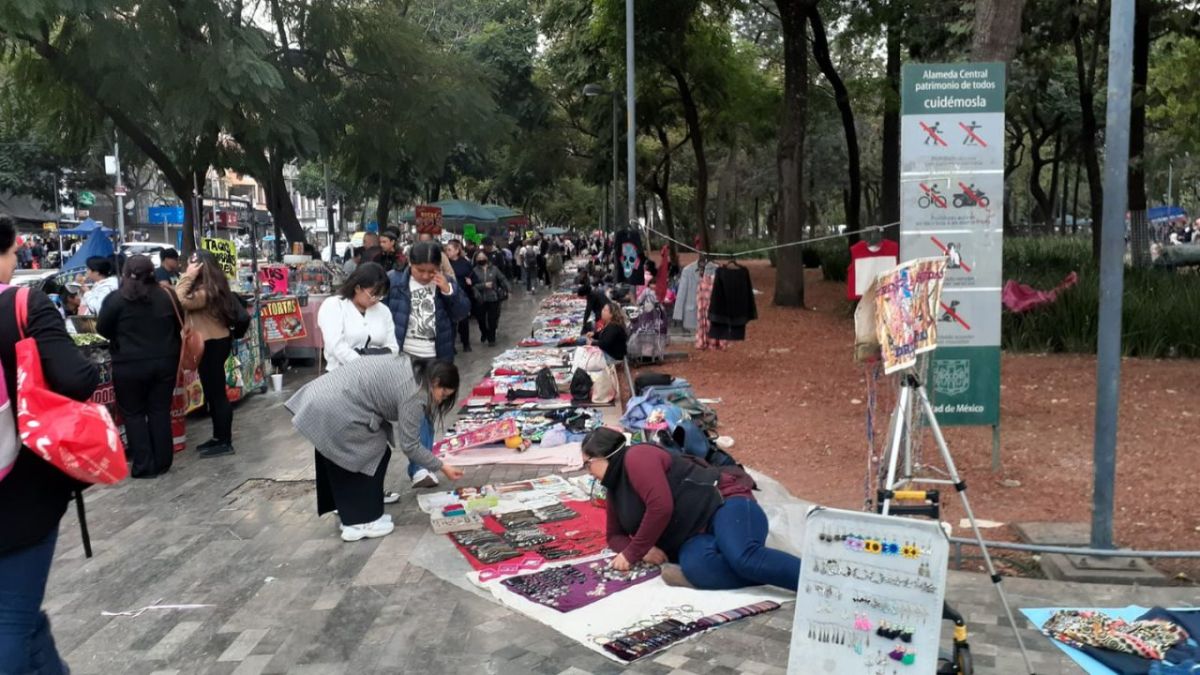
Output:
[634, 372, 673, 395]
[535, 367, 559, 399]
[548, 253, 564, 274]
[569, 368, 593, 403]
[230, 295, 251, 340]
[523, 247, 539, 267]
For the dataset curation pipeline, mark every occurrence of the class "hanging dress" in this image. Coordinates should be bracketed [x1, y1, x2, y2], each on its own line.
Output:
[695, 266, 727, 351]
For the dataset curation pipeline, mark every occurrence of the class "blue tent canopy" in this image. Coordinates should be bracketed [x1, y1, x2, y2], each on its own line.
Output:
[59, 218, 115, 236]
[62, 228, 115, 273]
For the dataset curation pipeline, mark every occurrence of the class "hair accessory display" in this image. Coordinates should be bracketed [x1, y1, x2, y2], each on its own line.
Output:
[501, 556, 660, 613]
[600, 601, 781, 662]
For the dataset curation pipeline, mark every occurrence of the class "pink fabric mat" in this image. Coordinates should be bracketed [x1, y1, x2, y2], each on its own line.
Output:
[441, 442, 584, 470]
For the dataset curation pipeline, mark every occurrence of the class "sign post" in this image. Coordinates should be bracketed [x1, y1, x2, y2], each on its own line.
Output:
[900, 62, 1005, 467]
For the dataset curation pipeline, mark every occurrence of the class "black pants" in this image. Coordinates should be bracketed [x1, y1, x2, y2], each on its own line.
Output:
[314, 447, 390, 526]
[456, 315, 472, 350]
[198, 337, 233, 443]
[113, 357, 178, 477]
[475, 301, 501, 343]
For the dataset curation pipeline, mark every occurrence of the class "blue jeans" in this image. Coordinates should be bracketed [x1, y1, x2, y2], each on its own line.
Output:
[523, 266, 535, 292]
[406, 416, 435, 479]
[0, 530, 69, 674]
[677, 497, 801, 591]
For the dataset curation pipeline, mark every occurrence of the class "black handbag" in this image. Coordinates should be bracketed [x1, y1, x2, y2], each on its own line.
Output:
[569, 368, 593, 403]
[535, 367, 559, 399]
[354, 337, 392, 356]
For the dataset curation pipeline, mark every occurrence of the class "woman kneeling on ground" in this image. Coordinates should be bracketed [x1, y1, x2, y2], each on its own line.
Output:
[581, 427, 800, 591]
[286, 356, 464, 542]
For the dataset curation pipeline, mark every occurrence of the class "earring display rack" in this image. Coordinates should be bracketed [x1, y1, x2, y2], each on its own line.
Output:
[787, 507, 949, 674]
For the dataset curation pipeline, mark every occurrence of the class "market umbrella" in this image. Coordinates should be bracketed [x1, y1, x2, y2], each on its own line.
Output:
[483, 204, 521, 219]
[399, 199, 498, 223]
[61, 228, 115, 273]
[58, 218, 115, 236]
[539, 226, 569, 236]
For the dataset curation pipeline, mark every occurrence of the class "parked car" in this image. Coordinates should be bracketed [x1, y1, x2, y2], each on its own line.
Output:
[120, 242, 173, 267]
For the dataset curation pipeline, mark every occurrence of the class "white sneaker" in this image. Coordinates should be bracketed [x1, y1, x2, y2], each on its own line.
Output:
[340, 517, 395, 542]
[411, 468, 439, 489]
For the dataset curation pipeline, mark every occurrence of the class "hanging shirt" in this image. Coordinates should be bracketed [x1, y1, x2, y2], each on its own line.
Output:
[707, 264, 757, 341]
[847, 239, 899, 300]
[404, 278, 438, 359]
[672, 262, 701, 331]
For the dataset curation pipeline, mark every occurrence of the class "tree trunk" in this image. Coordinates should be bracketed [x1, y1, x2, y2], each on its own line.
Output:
[713, 147, 737, 244]
[670, 66, 710, 252]
[970, 0, 1028, 62]
[1073, 0, 1105, 258]
[1047, 131, 1063, 232]
[880, 11, 901, 237]
[808, 3, 861, 242]
[1071, 159, 1082, 234]
[259, 158, 306, 247]
[1128, 0, 1151, 267]
[773, 0, 810, 307]
[376, 175, 393, 230]
[655, 127, 680, 265]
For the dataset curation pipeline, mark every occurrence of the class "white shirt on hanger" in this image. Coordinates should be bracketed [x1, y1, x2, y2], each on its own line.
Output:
[317, 296, 399, 370]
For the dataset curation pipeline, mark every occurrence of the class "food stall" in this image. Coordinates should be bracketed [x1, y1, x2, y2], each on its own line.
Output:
[257, 256, 343, 362]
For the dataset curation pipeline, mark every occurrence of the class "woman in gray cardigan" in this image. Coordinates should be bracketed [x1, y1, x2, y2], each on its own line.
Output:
[286, 356, 464, 541]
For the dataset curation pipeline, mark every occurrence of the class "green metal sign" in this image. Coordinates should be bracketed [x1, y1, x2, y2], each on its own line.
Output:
[900, 61, 1005, 429]
[900, 63, 1005, 116]
[77, 191, 96, 207]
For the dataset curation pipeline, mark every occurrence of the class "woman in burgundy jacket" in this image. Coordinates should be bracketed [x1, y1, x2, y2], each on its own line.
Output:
[581, 427, 800, 591]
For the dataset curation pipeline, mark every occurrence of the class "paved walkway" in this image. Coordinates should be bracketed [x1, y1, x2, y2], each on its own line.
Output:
[41, 289, 1196, 674]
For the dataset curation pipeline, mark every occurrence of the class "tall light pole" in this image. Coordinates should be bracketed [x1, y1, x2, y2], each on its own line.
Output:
[1092, 0, 1135, 550]
[625, 0, 637, 234]
[584, 83, 619, 232]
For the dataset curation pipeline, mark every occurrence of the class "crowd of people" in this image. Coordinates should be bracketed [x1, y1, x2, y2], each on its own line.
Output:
[1, 221, 785, 675]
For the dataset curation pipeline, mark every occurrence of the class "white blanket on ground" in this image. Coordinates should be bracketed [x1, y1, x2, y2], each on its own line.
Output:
[470, 552, 793, 662]
[440, 441, 584, 470]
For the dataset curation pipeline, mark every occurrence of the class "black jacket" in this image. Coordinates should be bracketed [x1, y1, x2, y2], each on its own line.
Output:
[0, 288, 100, 555]
[593, 323, 628, 361]
[97, 287, 182, 364]
[601, 445, 723, 560]
[708, 264, 757, 341]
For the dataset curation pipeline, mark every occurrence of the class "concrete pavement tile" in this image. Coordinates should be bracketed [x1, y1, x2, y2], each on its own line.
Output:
[219, 628, 271, 662]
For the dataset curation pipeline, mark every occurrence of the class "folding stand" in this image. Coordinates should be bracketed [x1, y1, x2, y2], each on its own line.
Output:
[878, 372, 1037, 675]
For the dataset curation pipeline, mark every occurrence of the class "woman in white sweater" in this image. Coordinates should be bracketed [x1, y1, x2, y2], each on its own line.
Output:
[318, 263, 399, 370]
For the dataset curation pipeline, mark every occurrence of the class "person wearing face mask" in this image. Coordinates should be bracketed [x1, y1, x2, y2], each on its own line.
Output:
[471, 250, 509, 346]
[443, 240, 476, 353]
[286, 357, 465, 541]
[385, 241, 471, 488]
[80, 256, 118, 315]
[580, 427, 799, 591]
[317, 263, 398, 371]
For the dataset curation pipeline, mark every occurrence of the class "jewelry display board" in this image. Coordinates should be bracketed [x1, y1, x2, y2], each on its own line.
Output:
[788, 507, 949, 674]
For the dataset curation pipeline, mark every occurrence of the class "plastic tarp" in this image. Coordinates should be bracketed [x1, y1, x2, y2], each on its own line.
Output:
[58, 218, 115, 236]
[61, 229, 115, 273]
[1002, 272, 1079, 314]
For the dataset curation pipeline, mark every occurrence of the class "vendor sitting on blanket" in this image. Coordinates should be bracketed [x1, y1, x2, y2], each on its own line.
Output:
[581, 427, 800, 591]
[583, 301, 628, 362]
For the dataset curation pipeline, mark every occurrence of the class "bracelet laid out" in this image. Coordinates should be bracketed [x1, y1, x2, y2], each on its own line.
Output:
[601, 601, 782, 662]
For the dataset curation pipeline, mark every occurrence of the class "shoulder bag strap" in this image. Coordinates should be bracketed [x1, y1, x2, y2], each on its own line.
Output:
[14, 286, 30, 340]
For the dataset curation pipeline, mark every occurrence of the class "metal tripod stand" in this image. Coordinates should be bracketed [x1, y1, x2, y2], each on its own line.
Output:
[879, 372, 1037, 675]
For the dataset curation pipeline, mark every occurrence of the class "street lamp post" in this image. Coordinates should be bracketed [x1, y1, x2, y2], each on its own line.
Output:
[625, 0, 636, 234]
[584, 83, 619, 233]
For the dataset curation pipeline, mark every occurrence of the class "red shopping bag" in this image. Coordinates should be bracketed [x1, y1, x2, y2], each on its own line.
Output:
[14, 293, 128, 484]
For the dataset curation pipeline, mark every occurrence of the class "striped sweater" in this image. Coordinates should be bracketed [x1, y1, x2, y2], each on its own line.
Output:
[285, 355, 443, 476]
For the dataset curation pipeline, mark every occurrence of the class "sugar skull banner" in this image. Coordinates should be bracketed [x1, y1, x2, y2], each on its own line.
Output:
[872, 257, 947, 374]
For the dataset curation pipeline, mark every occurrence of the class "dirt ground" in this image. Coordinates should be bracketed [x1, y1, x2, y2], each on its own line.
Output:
[663, 257, 1200, 581]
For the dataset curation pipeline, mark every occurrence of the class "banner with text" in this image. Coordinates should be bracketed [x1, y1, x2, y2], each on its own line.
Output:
[260, 297, 308, 342]
[900, 62, 1004, 426]
[415, 205, 443, 236]
[200, 237, 238, 280]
